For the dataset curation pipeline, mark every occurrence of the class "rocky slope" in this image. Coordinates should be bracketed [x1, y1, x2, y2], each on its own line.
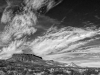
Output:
[0, 54, 99, 75]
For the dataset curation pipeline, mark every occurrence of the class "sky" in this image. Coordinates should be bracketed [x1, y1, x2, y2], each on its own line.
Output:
[0, 0, 100, 27]
[46, 0, 100, 27]
[0, 0, 100, 67]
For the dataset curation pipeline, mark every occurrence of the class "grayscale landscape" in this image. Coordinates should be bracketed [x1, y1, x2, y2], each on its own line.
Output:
[0, 0, 100, 75]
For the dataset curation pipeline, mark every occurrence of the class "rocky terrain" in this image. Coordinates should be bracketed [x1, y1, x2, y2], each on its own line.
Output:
[0, 54, 99, 75]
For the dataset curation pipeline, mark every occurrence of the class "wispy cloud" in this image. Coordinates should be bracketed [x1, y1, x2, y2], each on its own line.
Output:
[0, 0, 100, 67]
